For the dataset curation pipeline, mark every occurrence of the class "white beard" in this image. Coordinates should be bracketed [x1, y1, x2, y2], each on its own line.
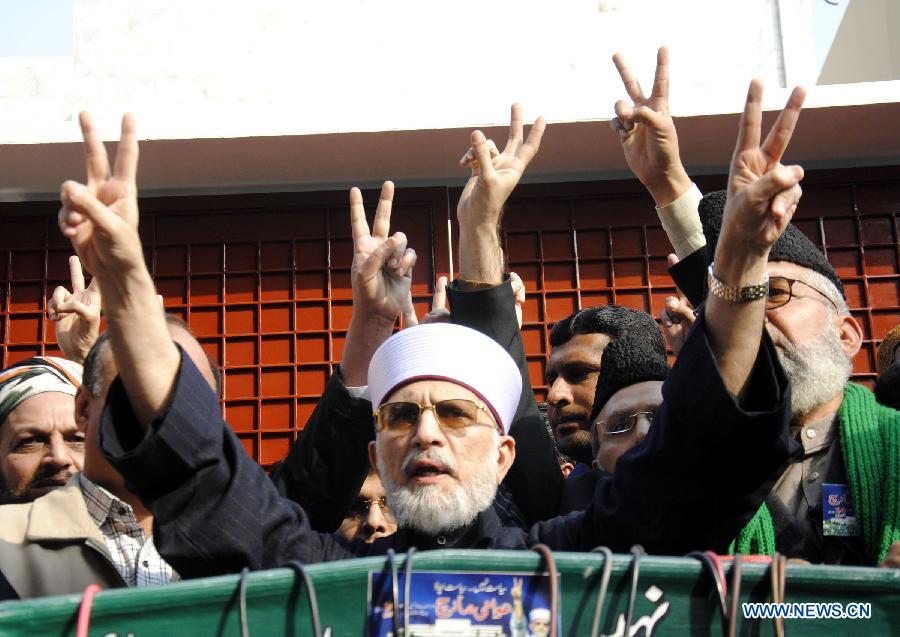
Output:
[376, 436, 500, 537]
[769, 322, 851, 418]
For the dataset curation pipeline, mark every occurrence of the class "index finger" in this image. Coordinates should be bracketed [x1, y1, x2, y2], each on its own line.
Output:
[760, 85, 806, 167]
[612, 53, 645, 102]
[78, 111, 110, 186]
[431, 276, 448, 311]
[650, 46, 669, 100]
[69, 255, 85, 291]
[734, 79, 763, 155]
[112, 113, 139, 184]
[348, 187, 371, 245]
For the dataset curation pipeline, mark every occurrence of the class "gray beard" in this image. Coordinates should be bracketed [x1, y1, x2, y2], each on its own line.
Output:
[376, 438, 500, 537]
[769, 322, 851, 418]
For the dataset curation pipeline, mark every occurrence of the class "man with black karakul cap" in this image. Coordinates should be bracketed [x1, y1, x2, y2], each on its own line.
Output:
[612, 47, 900, 568]
[672, 191, 900, 568]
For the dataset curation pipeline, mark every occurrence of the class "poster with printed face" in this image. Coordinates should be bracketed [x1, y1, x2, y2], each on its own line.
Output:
[367, 570, 558, 637]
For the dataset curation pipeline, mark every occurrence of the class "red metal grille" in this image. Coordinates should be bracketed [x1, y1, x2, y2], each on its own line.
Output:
[1, 168, 897, 467]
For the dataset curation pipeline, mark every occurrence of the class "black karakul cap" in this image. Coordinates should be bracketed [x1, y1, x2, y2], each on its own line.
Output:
[589, 314, 670, 423]
[698, 190, 845, 298]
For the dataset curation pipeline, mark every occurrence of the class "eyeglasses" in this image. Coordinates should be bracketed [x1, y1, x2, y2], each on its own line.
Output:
[593, 410, 655, 436]
[348, 496, 396, 523]
[374, 399, 498, 433]
[767, 276, 838, 311]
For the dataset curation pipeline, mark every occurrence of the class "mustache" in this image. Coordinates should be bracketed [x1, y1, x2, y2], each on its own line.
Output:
[28, 467, 73, 489]
[400, 447, 458, 477]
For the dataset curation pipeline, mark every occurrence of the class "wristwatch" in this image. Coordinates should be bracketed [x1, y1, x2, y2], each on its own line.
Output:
[707, 263, 769, 302]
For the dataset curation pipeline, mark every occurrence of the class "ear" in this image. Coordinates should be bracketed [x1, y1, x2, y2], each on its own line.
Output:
[495, 435, 517, 483]
[835, 313, 863, 359]
[74, 385, 91, 433]
[368, 440, 378, 473]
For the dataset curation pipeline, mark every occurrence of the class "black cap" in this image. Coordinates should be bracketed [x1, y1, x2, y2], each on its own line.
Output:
[699, 190, 845, 298]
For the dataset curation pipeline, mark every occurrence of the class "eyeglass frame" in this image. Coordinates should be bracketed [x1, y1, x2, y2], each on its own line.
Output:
[373, 399, 501, 434]
[348, 496, 396, 522]
[766, 276, 839, 312]
[592, 410, 655, 438]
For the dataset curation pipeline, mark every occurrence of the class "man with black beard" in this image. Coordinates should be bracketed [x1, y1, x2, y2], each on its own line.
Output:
[611, 48, 900, 567]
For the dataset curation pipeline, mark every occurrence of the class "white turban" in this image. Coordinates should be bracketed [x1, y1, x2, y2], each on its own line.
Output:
[367, 323, 522, 434]
[0, 356, 82, 425]
[529, 608, 551, 623]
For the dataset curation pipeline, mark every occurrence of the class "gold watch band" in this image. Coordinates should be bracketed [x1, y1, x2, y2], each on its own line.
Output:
[707, 263, 769, 302]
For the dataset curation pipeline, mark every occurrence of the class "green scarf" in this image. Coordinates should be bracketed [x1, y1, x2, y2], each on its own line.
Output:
[730, 383, 900, 565]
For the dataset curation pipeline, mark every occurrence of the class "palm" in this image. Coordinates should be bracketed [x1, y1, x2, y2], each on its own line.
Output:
[352, 237, 410, 319]
[457, 104, 545, 228]
[348, 182, 417, 325]
[60, 112, 144, 278]
[725, 81, 806, 250]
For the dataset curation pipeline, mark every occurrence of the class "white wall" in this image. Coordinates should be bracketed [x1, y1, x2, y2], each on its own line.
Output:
[2, 0, 794, 143]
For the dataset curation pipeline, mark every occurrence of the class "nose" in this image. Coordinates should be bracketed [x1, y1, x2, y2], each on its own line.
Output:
[409, 405, 445, 449]
[546, 377, 572, 411]
[43, 434, 75, 472]
[363, 501, 390, 539]
[633, 414, 652, 443]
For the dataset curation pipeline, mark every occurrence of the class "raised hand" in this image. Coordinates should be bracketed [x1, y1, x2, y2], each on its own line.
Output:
[48, 256, 102, 364]
[611, 47, 691, 206]
[719, 80, 806, 256]
[349, 182, 417, 325]
[58, 113, 143, 278]
[457, 103, 546, 230]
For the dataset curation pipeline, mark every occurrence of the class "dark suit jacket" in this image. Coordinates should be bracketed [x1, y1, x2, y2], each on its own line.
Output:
[100, 311, 794, 577]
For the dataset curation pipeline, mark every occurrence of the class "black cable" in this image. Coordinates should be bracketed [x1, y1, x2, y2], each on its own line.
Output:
[623, 545, 644, 636]
[589, 546, 613, 637]
[687, 550, 729, 621]
[402, 548, 417, 636]
[284, 560, 324, 637]
[238, 567, 250, 637]
[530, 544, 559, 637]
[386, 549, 401, 637]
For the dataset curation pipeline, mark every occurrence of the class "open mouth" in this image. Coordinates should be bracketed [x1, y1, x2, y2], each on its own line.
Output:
[407, 459, 452, 484]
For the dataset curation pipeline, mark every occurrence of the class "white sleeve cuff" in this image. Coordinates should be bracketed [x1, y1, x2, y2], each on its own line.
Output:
[655, 183, 706, 259]
[346, 385, 369, 399]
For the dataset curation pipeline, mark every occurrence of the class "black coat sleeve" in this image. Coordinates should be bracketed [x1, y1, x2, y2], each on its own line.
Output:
[99, 351, 354, 575]
[268, 370, 375, 532]
[447, 277, 565, 525]
[530, 311, 796, 554]
[668, 247, 709, 308]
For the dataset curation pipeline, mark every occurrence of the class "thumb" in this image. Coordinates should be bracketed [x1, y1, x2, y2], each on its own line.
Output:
[630, 105, 668, 131]
[359, 235, 400, 280]
[666, 253, 679, 268]
[432, 276, 448, 311]
[401, 292, 419, 328]
[471, 131, 497, 179]
[61, 181, 120, 233]
[748, 165, 804, 206]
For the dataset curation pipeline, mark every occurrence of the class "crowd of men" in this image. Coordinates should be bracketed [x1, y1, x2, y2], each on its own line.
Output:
[0, 48, 898, 601]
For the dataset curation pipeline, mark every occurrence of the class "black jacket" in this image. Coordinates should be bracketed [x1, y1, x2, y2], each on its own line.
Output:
[100, 311, 793, 578]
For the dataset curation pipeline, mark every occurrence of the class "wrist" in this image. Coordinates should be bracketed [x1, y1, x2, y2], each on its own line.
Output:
[645, 168, 692, 207]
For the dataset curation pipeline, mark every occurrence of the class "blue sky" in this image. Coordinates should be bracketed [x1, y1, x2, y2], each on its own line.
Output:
[0, 0, 72, 56]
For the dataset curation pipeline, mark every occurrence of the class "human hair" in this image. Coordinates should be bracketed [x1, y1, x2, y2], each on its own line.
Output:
[549, 305, 636, 347]
[82, 332, 111, 399]
[82, 314, 223, 398]
[799, 269, 849, 315]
